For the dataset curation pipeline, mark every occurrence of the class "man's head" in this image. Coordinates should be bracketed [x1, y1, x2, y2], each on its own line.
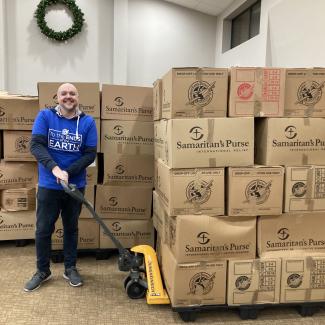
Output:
[57, 83, 79, 112]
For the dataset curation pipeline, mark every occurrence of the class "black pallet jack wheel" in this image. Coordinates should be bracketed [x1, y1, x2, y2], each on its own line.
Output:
[125, 279, 146, 299]
[124, 276, 131, 289]
[178, 312, 197, 322]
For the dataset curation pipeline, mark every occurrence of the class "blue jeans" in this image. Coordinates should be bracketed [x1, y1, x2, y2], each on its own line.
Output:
[35, 187, 84, 272]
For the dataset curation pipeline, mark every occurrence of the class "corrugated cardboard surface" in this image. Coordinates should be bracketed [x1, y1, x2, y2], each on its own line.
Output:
[156, 158, 224, 216]
[103, 154, 153, 187]
[3, 131, 35, 161]
[227, 166, 284, 216]
[280, 255, 325, 303]
[1, 187, 36, 211]
[255, 118, 325, 165]
[79, 186, 95, 219]
[284, 68, 325, 117]
[229, 67, 285, 117]
[164, 214, 256, 263]
[0, 161, 38, 190]
[52, 218, 99, 250]
[284, 165, 325, 213]
[227, 258, 281, 305]
[153, 79, 162, 121]
[99, 219, 154, 249]
[38, 82, 100, 118]
[101, 84, 153, 121]
[162, 68, 228, 118]
[0, 95, 39, 130]
[0, 210, 35, 240]
[161, 243, 227, 307]
[95, 185, 151, 219]
[86, 159, 98, 185]
[163, 117, 254, 168]
[257, 213, 325, 257]
[100, 120, 154, 156]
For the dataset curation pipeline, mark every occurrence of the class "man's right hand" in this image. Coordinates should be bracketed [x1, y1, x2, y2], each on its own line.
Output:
[52, 166, 69, 183]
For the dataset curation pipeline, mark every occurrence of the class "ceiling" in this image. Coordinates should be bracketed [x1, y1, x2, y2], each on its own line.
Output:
[162, 0, 236, 16]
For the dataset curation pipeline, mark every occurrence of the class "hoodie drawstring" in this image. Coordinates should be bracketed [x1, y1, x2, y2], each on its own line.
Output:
[76, 115, 80, 140]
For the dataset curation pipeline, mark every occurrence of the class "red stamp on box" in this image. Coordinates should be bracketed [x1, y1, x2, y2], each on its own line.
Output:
[237, 83, 254, 100]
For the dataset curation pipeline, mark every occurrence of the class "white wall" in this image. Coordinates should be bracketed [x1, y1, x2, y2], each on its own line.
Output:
[127, 0, 217, 86]
[1, 0, 218, 94]
[267, 0, 325, 67]
[3, 0, 114, 95]
[215, 0, 325, 68]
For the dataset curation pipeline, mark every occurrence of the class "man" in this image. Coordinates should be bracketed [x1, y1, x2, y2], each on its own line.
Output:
[24, 83, 97, 292]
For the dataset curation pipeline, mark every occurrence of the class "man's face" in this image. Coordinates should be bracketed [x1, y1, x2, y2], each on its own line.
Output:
[57, 84, 79, 111]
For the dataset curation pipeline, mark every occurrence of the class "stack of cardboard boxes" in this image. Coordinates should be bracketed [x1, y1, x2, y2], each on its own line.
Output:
[0, 94, 39, 240]
[153, 67, 325, 307]
[98, 84, 155, 249]
[38, 82, 101, 250]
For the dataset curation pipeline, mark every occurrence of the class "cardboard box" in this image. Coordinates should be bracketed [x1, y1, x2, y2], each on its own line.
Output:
[3, 131, 35, 161]
[0, 94, 39, 130]
[99, 219, 154, 249]
[229, 67, 286, 117]
[227, 258, 281, 305]
[0, 210, 35, 240]
[1, 188, 36, 211]
[95, 185, 152, 219]
[154, 119, 168, 164]
[79, 186, 95, 219]
[38, 82, 100, 118]
[164, 214, 256, 263]
[0, 162, 37, 190]
[101, 84, 153, 121]
[101, 120, 153, 156]
[52, 218, 99, 250]
[255, 118, 325, 165]
[163, 117, 254, 168]
[284, 68, 325, 117]
[95, 118, 100, 152]
[156, 159, 224, 216]
[152, 190, 166, 237]
[284, 166, 325, 213]
[162, 67, 228, 118]
[161, 244, 227, 307]
[153, 79, 162, 121]
[280, 256, 325, 303]
[103, 154, 153, 187]
[257, 213, 325, 257]
[227, 166, 284, 216]
[86, 159, 98, 185]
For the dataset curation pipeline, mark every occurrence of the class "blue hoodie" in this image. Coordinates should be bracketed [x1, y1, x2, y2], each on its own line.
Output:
[31, 107, 97, 190]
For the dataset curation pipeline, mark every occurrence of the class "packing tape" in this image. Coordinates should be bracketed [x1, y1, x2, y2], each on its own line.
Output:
[136, 146, 141, 155]
[303, 117, 311, 125]
[306, 166, 314, 211]
[253, 68, 263, 116]
[117, 143, 123, 154]
[302, 154, 308, 165]
[207, 119, 214, 143]
[305, 288, 312, 302]
[209, 158, 216, 167]
[251, 290, 259, 304]
[306, 256, 315, 270]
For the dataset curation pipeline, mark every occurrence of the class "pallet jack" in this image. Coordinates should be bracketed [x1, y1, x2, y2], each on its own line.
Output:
[60, 181, 170, 305]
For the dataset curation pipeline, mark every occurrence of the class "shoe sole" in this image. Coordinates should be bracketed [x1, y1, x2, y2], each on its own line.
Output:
[23, 275, 52, 292]
[63, 273, 83, 287]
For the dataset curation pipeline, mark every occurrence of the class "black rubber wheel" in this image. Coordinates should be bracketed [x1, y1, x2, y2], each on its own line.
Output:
[124, 276, 131, 289]
[178, 312, 197, 322]
[125, 279, 146, 299]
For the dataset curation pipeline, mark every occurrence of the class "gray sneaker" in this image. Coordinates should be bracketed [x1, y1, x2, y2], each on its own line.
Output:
[63, 267, 83, 287]
[24, 270, 52, 292]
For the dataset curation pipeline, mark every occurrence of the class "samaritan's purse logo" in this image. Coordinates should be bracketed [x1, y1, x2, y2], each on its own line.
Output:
[189, 126, 204, 141]
[187, 81, 215, 107]
[189, 272, 215, 295]
[112, 222, 121, 232]
[245, 180, 271, 205]
[284, 125, 297, 139]
[186, 179, 213, 204]
[296, 80, 324, 106]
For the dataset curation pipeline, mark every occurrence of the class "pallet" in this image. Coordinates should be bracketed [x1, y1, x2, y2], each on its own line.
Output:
[51, 248, 118, 263]
[172, 302, 325, 322]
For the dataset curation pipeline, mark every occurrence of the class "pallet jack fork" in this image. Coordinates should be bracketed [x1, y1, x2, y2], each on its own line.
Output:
[60, 181, 170, 305]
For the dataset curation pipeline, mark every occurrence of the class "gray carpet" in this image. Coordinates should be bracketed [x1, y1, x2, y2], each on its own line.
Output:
[1, 241, 325, 325]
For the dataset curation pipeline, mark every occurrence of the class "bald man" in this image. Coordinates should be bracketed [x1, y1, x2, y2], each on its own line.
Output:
[24, 83, 97, 292]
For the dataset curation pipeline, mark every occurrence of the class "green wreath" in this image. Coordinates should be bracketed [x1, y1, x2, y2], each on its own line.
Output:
[35, 0, 85, 42]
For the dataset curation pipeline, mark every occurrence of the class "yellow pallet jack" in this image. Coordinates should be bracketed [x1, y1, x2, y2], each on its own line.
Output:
[61, 181, 170, 305]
